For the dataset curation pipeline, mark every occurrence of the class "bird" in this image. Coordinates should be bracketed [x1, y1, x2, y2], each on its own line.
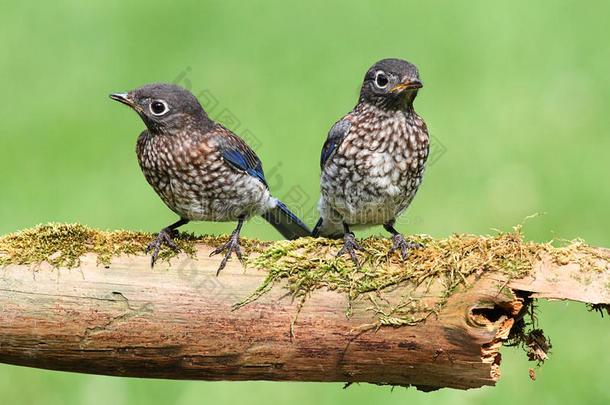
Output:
[312, 58, 429, 265]
[109, 82, 310, 273]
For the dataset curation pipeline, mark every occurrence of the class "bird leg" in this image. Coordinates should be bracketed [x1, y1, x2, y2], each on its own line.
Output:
[210, 216, 245, 275]
[336, 222, 367, 266]
[383, 221, 422, 261]
[147, 218, 189, 268]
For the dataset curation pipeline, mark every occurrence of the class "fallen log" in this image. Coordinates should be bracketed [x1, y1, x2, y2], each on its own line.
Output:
[0, 224, 607, 391]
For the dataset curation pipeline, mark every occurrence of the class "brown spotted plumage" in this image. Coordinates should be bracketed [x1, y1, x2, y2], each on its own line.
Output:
[313, 59, 429, 265]
[110, 83, 310, 273]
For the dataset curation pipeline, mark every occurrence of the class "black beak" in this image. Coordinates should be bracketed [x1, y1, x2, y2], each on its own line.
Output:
[109, 92, 135, 106]
[109, 92, 146, 115]
[389, 78, 423, 93]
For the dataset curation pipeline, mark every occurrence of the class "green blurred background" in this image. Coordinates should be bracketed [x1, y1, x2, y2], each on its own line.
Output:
[1, 0, 608, 403]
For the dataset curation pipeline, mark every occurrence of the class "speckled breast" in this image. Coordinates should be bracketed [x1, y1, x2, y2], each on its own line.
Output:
[321, 108, 429, 226]
[136, 131, 270, 221]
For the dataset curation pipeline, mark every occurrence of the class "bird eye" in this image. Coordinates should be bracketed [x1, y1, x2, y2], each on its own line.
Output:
[375, 71, 389, 88]
[150, 100, 169, 116]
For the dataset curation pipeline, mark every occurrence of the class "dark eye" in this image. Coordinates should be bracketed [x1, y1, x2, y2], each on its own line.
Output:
[375, 71, 389, 88]
[150, 100, 168, 115]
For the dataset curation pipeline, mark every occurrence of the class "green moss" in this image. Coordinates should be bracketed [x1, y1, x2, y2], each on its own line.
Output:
[1, 222, 606, 332]
[234, 226, 609, 329]
[0, 223, 204, 268]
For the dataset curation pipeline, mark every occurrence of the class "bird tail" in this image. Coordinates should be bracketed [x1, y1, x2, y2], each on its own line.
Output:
[261, 200, 311, 240]
[311, 217, 343, 239]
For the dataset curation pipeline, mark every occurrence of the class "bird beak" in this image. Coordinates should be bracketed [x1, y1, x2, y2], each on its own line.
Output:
[389, 78, 423, 93]
[109, 92, 144, 113]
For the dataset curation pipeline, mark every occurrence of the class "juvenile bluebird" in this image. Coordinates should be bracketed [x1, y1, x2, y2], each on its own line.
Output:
[110, 82, 310, 273]
[312, 59, 429, 265]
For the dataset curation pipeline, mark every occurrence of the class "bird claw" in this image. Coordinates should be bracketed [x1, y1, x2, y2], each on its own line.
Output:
[336, 232, 367, 267]
[209, 230, 244, 275]
[389, 234, 422, 261]
[147, 228, 181, 268]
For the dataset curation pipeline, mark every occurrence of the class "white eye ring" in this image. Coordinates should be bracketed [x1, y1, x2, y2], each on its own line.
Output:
[375, 71, 389, 88]
[149, 100, 169, 116]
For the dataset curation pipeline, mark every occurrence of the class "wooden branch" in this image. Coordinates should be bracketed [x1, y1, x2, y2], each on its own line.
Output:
[0, 231, 608, 391]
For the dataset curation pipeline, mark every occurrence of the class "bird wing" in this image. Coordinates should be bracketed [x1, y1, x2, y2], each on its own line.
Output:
[320, 119, 351, 169]
[213, 127, 268, 188]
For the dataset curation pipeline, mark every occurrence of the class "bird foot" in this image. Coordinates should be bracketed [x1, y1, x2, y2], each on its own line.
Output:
[146, 227, 181, 268]
[336, 232, 367, 267]
[389, 234, 422, 261]
[209, 229, 244, 275]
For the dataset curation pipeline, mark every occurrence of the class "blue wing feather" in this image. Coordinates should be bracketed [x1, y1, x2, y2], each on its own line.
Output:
[213, 129, 268, 187]
[320, 120, 350, 169]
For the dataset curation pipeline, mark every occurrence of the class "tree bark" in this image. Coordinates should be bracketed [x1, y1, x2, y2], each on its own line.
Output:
[0, 241, 608, 391]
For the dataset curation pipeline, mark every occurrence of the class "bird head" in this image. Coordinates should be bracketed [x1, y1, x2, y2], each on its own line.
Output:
[359, 58, 423, 109]
[110, 82, 211, 133]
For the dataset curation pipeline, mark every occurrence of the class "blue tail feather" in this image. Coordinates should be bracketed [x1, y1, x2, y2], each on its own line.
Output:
[261, 201, 311, 239]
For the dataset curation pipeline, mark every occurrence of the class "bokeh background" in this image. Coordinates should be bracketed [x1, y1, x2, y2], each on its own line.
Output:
[1, 0, 608, 404]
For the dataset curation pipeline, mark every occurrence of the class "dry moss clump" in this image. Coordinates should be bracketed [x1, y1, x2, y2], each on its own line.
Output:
[0, 223, 273, 269]
[0, 223, 203, 268]
[235, 226, 608, 330]
[235, 230, 534, 317]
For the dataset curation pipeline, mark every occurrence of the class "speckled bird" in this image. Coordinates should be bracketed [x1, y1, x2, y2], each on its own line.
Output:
[312, 59, 429, 264]
[110, 82, 310, 273]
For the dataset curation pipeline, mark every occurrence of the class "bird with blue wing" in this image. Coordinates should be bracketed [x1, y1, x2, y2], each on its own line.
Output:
[313, 59, 429, 265]
[110, 82, 310, 274]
